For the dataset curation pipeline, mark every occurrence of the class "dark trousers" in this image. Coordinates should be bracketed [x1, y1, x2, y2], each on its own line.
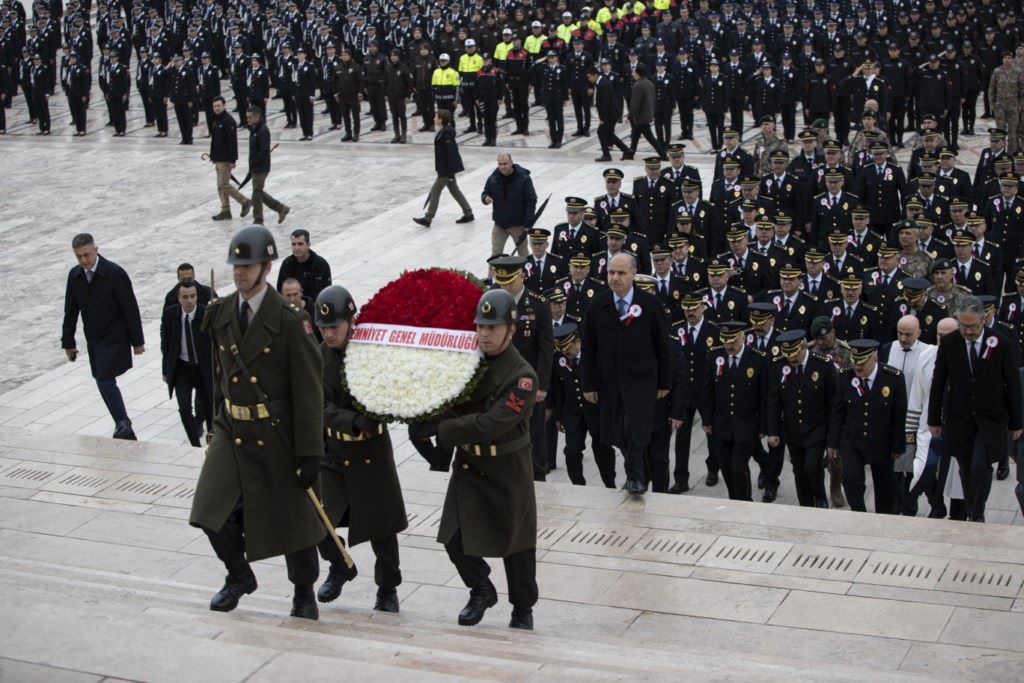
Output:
[962, 92, 978, 133]
[319, 530, 402, 591]
[173, 361, 210, 447]
[890, 98, 906, 144]
[906, 95, 918, 130]
[96, 376, 129, 426]
[676, 99, 694, 138]
[204, 99, 216, 134]
[138, 88, 153, 123]
[338, 95, 360, 135]
[544, 101, 564, 144]
[323, 89, 341, 125]
[571, 89, 592, 132]
[753, 437, 785, 492]
[623, 422, 647, 485]
[202, 499, 319, 586]
[654, 109, 672, 145]
[414, 88, 433, 128]
[672, 406, 716, 486]
[232, 85, 248, 113]
[297, 94, 314, 137]
[281, 91, 296, 125]
[780, 102, 796, 140]
[728, 99, 744, 132]
[841, 444, 897, 513]
[788, 440, 827, 506]
[530, 407, 547, 482]
[957, 431, 996, 521]
[22, 81, 37, 119]
[644, 427, 671, 493]
[480, 98, 497, 141]
[387, 95, 407, 137]
[33, 91, 50, 132]
[445, 528, 537, 610]
[366, 83, 386, 126]
[510, 79, 529, 133]
[174, 101, 192, 142]
[946, 106, 960, 150]
[705, 109, 724, 149]
[435, 96, 455, 113]
[597, 120, 629, 155]
[153, 95, 168, 132]
[0, 97, 4, 130]
[715, 435, 753, 502]
[461, 85, 477, 127]
[110, 95, 127, 133]
[69, 95, 87, 132]
[629, 122, 666, 156]
[835, 98, 851, 145]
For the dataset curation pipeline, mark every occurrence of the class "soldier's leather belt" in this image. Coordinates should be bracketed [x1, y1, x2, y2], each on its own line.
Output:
[326, 422, 385, 442]
[224, 399, 288, 421]
[460, 434, 531, 457]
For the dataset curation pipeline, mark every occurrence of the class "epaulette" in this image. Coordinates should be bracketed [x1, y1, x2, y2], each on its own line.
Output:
[845, 191, 861, 199]
[772, 353, 787, 363]
[526, 288, 547, 302]
[593, 195, 603, 204]
[554, 276, 569, 285]
[621, 192, 634, 199]
[837, 339, 851, 349]
[692, 286, 710, 295]
[840, 366, 854, 374]
[691, 255, 706, 263]
[766, 288, 782, 295]
[882, 364, 902, 376]
[566, 313, 581, 323]
[822, 297, 840, 305]
[988, 239, 1002, 247]
[634, 176, 644, 182]
[811, 351, 830, 363]
[862, 302, 879, 311]
[813, 191, 828, 199]
[749, 347, 766, 356]
[733, 286, 748, 294]
[953, 284, 971, 294]
[284, 302, 303, 316]
[804, 292, 820, 301]
[709, 344, 724, 352]
[849, 253, 865, 263]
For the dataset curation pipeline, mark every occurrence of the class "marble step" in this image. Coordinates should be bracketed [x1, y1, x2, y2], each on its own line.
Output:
[0, 554, 931, 681]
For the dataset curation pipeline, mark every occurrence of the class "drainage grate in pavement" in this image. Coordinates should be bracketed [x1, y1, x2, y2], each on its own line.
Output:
[854, 552, 947, 589]
[96, 474, 191, 503]
[626, 530, 717, 565]
[39, 467, 127, 496]
[775, 544, 869, 581]
[154, 482, 198, 509]
[536, 521, 575, 549]
[935, 559, 1024, 598]
[697, 537, 793, 573]
[0, 462, 71, 489]
[551, 523, 639, 557]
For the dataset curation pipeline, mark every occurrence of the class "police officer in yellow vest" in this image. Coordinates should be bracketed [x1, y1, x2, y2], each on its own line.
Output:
[431, 53, 460, 113]
[458, 39, 484, 133]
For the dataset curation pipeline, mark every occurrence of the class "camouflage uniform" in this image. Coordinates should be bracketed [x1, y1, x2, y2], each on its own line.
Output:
[749, 133, 790, 175]
[815, 338, 852, 371]
[989, 64, 1024, 153]
[898, 250, 933, 278]
[925, 283, 972, 314]
[849, 128, 893, 159]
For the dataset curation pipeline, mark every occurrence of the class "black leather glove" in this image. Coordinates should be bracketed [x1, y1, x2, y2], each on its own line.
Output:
[408, 420, 440, 441]
[296, 456, 320, 487]
[353, 414, 382, 434]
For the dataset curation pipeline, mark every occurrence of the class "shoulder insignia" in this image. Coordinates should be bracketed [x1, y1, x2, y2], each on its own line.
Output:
[882, 365, 902, 376]
[840, 366, 854, 374]
[772, 354, 787, 363]
[811, 351, 830, 362]
[750, 347, 765, 356]
[837, 339, 851, 349]
[634, 176, 644, 182]
[733, 286, 748, 294]
[709, 344, 724, 351]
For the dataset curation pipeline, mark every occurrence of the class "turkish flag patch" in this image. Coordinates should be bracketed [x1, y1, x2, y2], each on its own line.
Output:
[518, 377, 534, 391]
[303, 320, 314, 335]
[504, 392, 526, 413]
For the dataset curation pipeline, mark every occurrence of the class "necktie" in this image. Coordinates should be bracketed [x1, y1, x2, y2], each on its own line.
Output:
[239, 301, 251, 335]
[688, 327, 696, 345]
[810, 280, 818, 295]
[882, 274, 890, 287]
[184, 314, 197, 363]
[970, 340, 979, 373]
[85, 270, 94, 284]
[878, 165, 884, 179]
[864, 377, 871, 392]
[758, 337, 766, 352]
[575, 283, 581, 294]
[972, 243, 979, 258]
[785, 299, 792, 314]
[616, 299, 627, 317]
[649, 180, 655, 192]
[853, 232, 861, 247]
[846, 305, 854, 321]
[688, 204, 694, 216]
[659, 279, 668, 296]
[796, 363, 804, 381]
[960, 265, 968, 283]
[730, 355, 738, 370]
[715, 292, 722, 309]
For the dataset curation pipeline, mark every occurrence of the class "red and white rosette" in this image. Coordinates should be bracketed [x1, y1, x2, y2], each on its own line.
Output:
[342, 268, 487, 423]
[982, 335, 999, 360]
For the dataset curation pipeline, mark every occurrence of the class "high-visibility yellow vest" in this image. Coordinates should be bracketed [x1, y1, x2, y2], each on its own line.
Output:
[524, 34, 545, 55]
[556, 23, 578, 43]
[458, 52, 483, 74]
[431, 67, 460, 87]
[494, 41, 513, 61]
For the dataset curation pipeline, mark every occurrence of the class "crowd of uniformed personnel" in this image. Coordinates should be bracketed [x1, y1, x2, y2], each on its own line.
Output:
[4, 0, 1024, 152]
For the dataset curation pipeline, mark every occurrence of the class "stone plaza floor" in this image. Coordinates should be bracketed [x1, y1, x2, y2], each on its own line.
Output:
[2, 87, 1023, 679]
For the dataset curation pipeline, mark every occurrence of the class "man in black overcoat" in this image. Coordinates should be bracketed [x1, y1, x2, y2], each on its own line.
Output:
[160, 281, 213, 447]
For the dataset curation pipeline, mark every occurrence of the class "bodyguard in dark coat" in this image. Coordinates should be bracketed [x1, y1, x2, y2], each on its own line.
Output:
[313, 286, 407, 613]
[701, 321, 769, 502]
[592, 65, 630, 161]
[62, 234, 145, 440]
[827, 339, 906, 514]
[189, 226, 325, 620]
[160, 283, 213, 448]
[409, 290, 539, 631]
[928, 297, 1024, 523]
[582, 252, 673, 495]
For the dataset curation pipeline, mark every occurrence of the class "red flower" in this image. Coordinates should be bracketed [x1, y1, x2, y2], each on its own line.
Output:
[356, 268, 486, 331]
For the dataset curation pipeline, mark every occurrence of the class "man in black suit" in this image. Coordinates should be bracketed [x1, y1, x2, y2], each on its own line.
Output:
[632, 157, 677, 245]
[951, 230, 996, 297]
[581, 252, 673, 495]
[928, 297, 1024, 522]
[160, 281, 213, 447]
[591, 66, 630, 162]
[61, 234, 145, 440]
[523, 229, 568, 293]
[701, 320, 769, 502]
[163, 262, 213, 309]
[810, 169, 858, 246]
[854, 143, 907, 236]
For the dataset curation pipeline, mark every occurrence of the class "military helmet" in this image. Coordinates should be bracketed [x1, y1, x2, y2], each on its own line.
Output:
[226, 225, 278, 265]
[474, 289, 516, 326]
[314, 285, 357, 327]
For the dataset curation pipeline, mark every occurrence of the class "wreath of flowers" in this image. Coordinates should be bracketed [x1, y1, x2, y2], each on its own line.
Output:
[341, 268, 488, 423]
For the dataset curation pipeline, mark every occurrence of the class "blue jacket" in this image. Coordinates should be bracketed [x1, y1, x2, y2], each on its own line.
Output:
[481, 164, 538, 230]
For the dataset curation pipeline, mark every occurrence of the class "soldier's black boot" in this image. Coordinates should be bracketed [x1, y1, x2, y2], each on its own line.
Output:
[212, 210, 231, 221]
[210, 568, 257, 612]
[291, 584, 319, 620]
[509, 608, 533, 630]
[317, 562, 358, 603]
[457, 581, 497, 626]
[374, 588, 399, 613]
[112, 420, 137, 440]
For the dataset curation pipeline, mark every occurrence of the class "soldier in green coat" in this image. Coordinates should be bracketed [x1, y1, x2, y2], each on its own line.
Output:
[313, 285, 408, 613]
[189, 225, 326, 620]
[409, 289, 540, 630]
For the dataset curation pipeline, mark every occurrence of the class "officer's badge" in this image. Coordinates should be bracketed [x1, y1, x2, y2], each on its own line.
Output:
[581, 235, 588, 243]
[631, 242, 638, 251]
[770, 257, 776, 267]
[811, 371, 819, 382]
[550, 264, 557, 272]
[481, 301, 493, 313]
[319, 303, 330, 315]
[693, 272, 700, 281]
[952, 178, 958, 185]
[706, 336, 714, 347]
[727, 300, 735, 310]
[935, 207, 941, 214]
[746, 367, 754, 378]
[660, 185, 666, 193]
[752, 261, 759, 271]
[866, 243, 874, 252]
[975, 271, 982, 281]
[524, 330, 531, 337]
[1017, 206, 1022, 215]
[673, 290, 680, 299]
[699, 210, 706, 218]
[882, 386, 891, 397]
[872, 85, 878, 91]
[786, 184, 792, 192]
[587, 289, 594, 297]
[860, 315, 867, 325]
[771, 346, 779, 356]
[842, 202, 848, 210]
[926, 315, 933, 324]
[798, 305, 806, 314]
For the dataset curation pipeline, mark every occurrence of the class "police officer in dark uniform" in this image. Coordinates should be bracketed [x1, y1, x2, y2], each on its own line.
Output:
[524, 229, 568, 293]
[189, 225, 325, 620]
[537, 49, 568, 149]
[702, 59, 727, 150]
[552, 197, 601, 258]
[890, 277, 945, 345]
[550, 322, 615, 487]
[559, 252, 607, 321]
[312, 286, 407, 613]
[701, 320, 769, 502]
[632, 157, 677, 245]
[491, 257, 553, 481]
[408, 289, 539, 630]
[827, 339, 906, 514]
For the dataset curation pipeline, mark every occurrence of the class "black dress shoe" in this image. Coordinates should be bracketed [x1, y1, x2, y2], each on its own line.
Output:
[341, 133, 353, 141]
[626, 479, 645, 495]
[317, 562, 358, 603]
[927, 504, 947, 519]
[594, 155, 613, 161]
[413, 216, 431, 227]
[455, 214, 475, 224]
[291, 585, 319, 620]
[997, 462, 1010, 480]
[814, 497, 829, 508]
[458, 582, 498, 626]
[621, 151, 635, 161]
[509, 608, 533, 630]
[112, 420, 137, 440]
[757, 473, 765, 490]
[705, 471, 719, 487]
[374, 589, 400, 613]
[210, 569, 257, 612]
[668, 481, 689, 494]
[762, 488, 777, 503]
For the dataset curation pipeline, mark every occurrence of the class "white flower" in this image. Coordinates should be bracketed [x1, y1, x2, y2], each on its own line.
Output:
[344, 344, 482, 421]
